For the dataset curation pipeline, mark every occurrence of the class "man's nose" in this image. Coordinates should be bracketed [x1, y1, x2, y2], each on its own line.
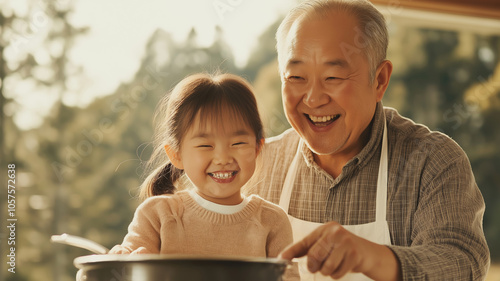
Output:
[303, 79, 330, 108]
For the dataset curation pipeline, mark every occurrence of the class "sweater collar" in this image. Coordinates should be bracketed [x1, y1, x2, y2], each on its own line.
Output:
[178, 191, 263, 225]
[188, 189, 249, 215]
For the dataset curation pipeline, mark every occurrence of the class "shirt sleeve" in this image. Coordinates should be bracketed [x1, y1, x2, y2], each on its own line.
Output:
[109, 198, 162, 254]
[387, 150, 490, 280]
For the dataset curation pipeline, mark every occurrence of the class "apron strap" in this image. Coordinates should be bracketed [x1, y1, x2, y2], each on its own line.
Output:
[279, 139, 303, 213]
[376, 119, 388, 222]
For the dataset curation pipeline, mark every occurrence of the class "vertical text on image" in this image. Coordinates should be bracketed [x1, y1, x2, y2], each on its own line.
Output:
[7, 164, 17, 274]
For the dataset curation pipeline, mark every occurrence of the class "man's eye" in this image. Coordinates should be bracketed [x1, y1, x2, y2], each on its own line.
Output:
[288, 76, 304, 81]
[326, 76, 344, 81]
[197, 145, 212, 148]
[232, 142, 247, 146]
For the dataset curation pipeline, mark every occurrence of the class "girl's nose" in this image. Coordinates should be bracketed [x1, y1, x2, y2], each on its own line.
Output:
[213, 148, 234, 165]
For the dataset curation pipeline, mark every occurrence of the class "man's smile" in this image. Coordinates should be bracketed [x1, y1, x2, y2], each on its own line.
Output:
[305, 114, 341, 127]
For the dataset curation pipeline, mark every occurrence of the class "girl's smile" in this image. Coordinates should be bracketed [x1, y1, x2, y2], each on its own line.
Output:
[208, 170, 239, 183]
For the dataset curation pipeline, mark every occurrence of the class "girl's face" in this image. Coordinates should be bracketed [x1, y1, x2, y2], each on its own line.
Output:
[169, 112, 261, 205]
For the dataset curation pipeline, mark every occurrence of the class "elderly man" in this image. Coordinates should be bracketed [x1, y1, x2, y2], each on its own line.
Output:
[245, 0, 490, 280]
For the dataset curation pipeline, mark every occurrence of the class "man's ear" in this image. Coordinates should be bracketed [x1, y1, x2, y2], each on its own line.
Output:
[164, 145, 183, 169]
[374, 60, 393, 102]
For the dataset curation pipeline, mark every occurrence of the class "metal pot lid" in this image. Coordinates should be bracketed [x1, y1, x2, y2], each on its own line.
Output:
[74, 254, 288, 268]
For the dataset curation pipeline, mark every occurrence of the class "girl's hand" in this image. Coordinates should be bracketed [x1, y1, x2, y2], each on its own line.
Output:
[108, 245, 131, 254]
[130, 247, 151, 255]
[108, 245, 151, 255]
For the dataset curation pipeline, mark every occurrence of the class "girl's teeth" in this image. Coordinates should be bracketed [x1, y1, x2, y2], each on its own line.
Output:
[211, 172, 233, 179]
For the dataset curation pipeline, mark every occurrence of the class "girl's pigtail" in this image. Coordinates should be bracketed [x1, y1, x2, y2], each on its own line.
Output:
[151, 162, 182, 195]
[140, 162, 183, 200]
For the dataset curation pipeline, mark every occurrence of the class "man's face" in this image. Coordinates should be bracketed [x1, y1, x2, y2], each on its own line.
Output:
[281, 12, 383, 162]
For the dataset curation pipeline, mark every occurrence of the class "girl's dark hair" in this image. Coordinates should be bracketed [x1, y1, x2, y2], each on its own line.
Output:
[139, 73, 264, 200]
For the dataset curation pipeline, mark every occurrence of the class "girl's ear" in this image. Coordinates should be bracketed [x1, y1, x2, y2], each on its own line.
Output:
[164, 145, 184, 170]
[256, 138, 265, 155]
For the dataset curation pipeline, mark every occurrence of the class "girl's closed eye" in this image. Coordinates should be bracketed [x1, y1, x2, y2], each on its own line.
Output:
[196, 144, 213, 148]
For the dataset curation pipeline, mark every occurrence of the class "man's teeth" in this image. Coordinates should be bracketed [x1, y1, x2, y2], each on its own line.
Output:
[308, 114, 339, 123]
[210, 172, 234, 179]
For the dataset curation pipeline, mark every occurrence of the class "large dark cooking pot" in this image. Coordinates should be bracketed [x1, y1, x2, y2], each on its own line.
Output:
[75, 254, 288, 281]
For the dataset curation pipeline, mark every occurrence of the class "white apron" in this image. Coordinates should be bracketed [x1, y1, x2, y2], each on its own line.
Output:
[279, 121, 391, 281]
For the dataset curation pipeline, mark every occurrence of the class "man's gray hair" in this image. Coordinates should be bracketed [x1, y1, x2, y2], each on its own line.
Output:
[276, 0, 388, 81]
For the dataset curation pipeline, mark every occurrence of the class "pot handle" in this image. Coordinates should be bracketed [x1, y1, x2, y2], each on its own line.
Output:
[51, 233, 109, 255]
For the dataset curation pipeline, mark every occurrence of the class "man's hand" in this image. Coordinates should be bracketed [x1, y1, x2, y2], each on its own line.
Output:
[279, 221, 401, 280]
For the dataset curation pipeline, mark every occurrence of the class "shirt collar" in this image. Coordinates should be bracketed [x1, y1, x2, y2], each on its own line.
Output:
[301, 102, 385, 173]
[351, 101, 385, 168]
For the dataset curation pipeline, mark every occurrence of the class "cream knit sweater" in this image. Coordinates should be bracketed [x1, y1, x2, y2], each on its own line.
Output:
[110, 190, 293, 258]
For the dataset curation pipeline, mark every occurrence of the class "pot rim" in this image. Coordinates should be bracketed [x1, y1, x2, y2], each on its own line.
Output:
[74, 254, 288, 268]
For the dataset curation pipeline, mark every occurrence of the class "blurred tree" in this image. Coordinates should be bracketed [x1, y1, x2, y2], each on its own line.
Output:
[245, 18, 290, 137]
[0, 0, 87, 280]
[207, 26, 238, 75]
[253, 60, 289, 137]
[464, 63, 500, 260]
[244, 20, 281, 82]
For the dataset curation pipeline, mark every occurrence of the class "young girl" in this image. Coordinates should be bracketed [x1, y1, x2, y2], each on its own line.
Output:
[109, 73, 294, 260]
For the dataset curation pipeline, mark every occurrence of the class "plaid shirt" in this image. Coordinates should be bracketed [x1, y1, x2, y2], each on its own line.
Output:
[244, 102, 490, 280]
